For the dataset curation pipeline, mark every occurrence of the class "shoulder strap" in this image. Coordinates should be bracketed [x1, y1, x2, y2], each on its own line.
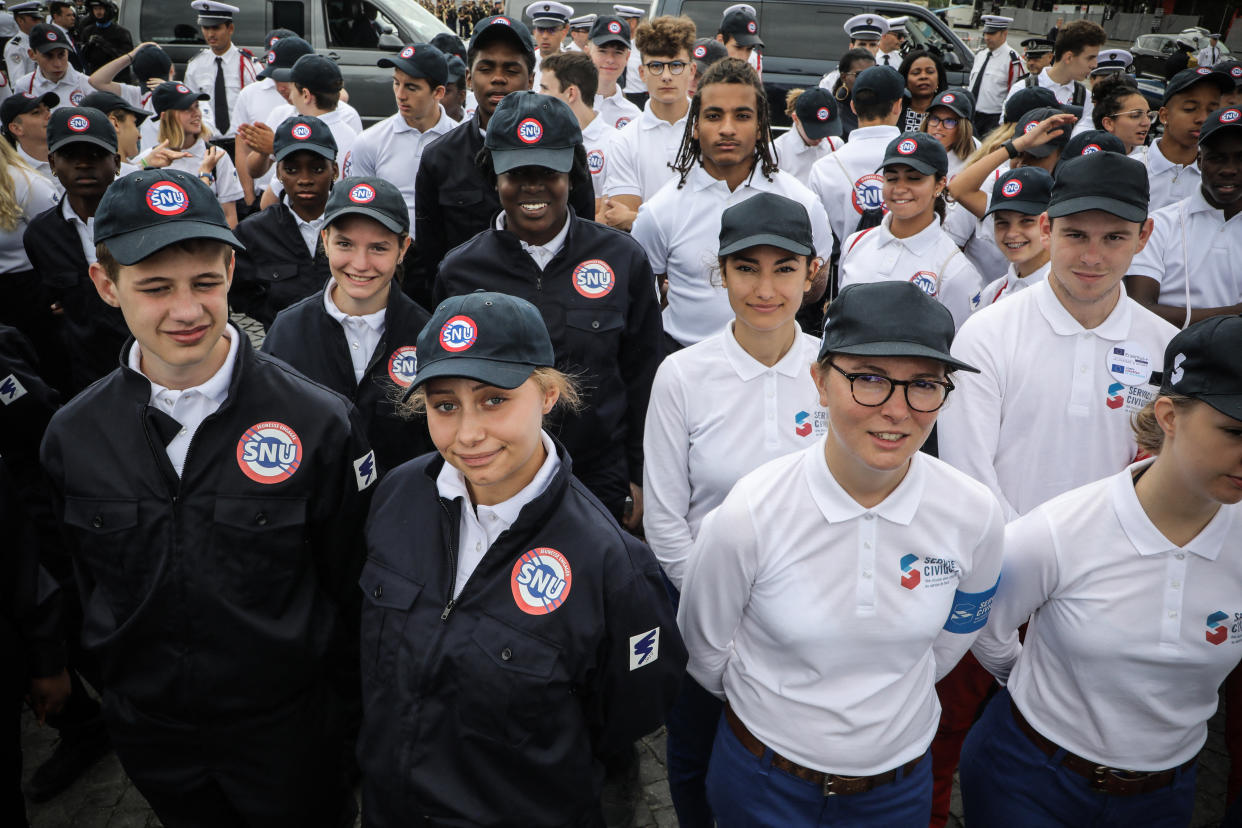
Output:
[1071, 82, 1085, 106]
[1024, 72, 1037, 88]
[847, 225, 876, 254]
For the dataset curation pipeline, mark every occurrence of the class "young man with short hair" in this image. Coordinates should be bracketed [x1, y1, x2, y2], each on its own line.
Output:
[42, 167, 374, 827]
[600, 14, 696, 231]
[15, 23, 93, 105]
[588, 14, 640, 129]
[540, 50, 614, 213]
[1005, 19, 1105, 135]
[1135, 67, 1232, 212]
[715, 5, 761, 67]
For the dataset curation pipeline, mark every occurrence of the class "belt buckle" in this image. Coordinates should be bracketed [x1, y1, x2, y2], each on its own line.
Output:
[822, 774, 862, 797]
[1091, 765, 1111, 791]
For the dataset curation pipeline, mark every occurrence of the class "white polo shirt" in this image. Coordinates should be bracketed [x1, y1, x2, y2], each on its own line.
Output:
[1142, 139, 1200, 213]
[808, 124, 900, 246]
[322, 281, 385, 385]
[1128, 188, 1242, 311]
[973, 462, 1242, 770]
[839, 212, 983, 330]
[581, 113, 617, 200]
[969, 260, 1050, 312]
[631, 164, 832, 346]
[679, 442, 1004, 776]
[61, 196, 96, 265]
[134, 138, 244, 205]
[15, 65, 92, 107]
[16, 143, 60, 194]
[0, 163, 56, 273]
[232, 77, 288, 131]
[343, 106, 458, 237]
[642, 324, 825, 590]
[772, 129, 843, 182]
[1004, 68, 1094, 138]
[938, 279, 1177, 520]
[603, 99, 687, 200]
[594, 86, 640, 130]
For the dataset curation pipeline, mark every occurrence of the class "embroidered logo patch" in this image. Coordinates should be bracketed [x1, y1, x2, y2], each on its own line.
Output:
[67, 114, 89, 132]
[349, 182, 376, 203]
[587, 148, 605, 174]
[851, 173, 884, 214]
[400, 46, 416, 59]
[387, 346, 418, 387]
[896, 138, 917, 155]
[572, 259, 615, 298]
[517, 117, 543, 144]
[146, 182, 189, 216]
[511, 547, 572, 614]
[608, 20, 622, 34]
[236, 421, 302, 484]
[630, 628, 660, 670]
[439, 315, 477, 352]
[910, 271, 938, 296]
[0, 374, 27, 405]
[353, 450, 377, 491]
[816, 106, 831, 122]
[291, 122, 312, 140]
[1001, 179, 1022, 198]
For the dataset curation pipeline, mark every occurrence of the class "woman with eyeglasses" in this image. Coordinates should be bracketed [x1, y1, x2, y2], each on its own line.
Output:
[898, 49, 948, 133]
[1091, 74, 1153, 156]
[920, 87, 980, 177]
[829, 48, 876, 138]
[678, 280, 1003, 827]
[962, 316, 1242, 827]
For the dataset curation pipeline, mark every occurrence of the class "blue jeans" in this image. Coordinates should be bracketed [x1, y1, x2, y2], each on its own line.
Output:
[705, 716, 932, 828]
[960, 688, 1197, 828]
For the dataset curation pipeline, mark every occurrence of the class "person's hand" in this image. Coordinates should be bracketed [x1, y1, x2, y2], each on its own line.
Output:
[1012, 112, 1077, 153]
[142, 139, 193, 169]
[199, 145, 224, 175]
[599, 197, 636, 231]
[237, 122, 274, 156]
[28, 669, 71, 724]
[623, 483, 644, 534]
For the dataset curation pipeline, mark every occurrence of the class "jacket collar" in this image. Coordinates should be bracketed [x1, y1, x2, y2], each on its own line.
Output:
[118, 320, 251, 407]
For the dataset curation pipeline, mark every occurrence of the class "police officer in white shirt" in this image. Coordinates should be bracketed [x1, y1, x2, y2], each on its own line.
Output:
[678, 280, 1003, 827]
[525, 1, 572, 93]
[567, 14, 592, 52]
[613, 4, 646, 99]
[808, 65, 902, 248]
[820, 15, 886, 91]
[1197, 34, 1223, 69]
[876, 16, 906, 68]
[5, 1, 42, 82]
[969, 16, 1023, 136]
[939, 151, 1178, 521]
[631, 58, 831, 350]
[15, 23, 92, 105]
[1141, 67, 1232, 213]
[343, 42, 454, 238]
[964, 316, 1242, 827]
[772, 87, 844, 180]
[539, 50, 614, 212]
[182, 1, 259, 147]
[587, 15, 640, 129]
[1126, 106, 1242, 327]
[644, 193, 827, 827]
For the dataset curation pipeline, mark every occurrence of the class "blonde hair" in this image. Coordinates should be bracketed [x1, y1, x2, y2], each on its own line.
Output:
[1131, 393, 1197, 456]
[966, 121, 1015, 167]
[400, 366, 582, 418]
[785, 87, 804, 117]
[157, 108, 212, 150]
[0, 140, 37, 232]
[920, 109, 976, 162]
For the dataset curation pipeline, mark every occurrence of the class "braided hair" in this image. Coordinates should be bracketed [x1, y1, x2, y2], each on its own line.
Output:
[671, 58, 778, 188]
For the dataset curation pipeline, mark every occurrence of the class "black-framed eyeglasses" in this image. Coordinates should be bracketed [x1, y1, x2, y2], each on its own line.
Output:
[828, 362, 954, 412]
[644, 60, 688, 76]
[925, 114, 959, 129]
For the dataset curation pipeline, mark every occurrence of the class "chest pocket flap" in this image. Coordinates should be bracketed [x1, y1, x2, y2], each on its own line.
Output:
[213, 496, 306, 531]
[471, 613, 561, 678]
[63, 497, 138, 533]
[359, 558, 423, 611]
[565, 308, 624, 335]
[438, 186, 483, 209]
[259, 263, 301, 282]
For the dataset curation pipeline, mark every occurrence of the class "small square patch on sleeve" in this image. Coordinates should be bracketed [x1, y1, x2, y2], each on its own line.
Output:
[629, 627, 660, 670]
[0, 374, 27, 405]
[353, 450, 377, 491]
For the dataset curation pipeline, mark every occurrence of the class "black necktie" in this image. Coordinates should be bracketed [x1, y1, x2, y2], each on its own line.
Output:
[971, 51, 991, 101]
[214, 56, 229, 133]
[883, 54, 890, 65]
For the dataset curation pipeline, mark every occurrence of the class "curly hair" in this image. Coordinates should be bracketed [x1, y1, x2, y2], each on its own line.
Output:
[1091, 73, 1144, 129]
[671, 58, 777, 188]
[634, 15, 696, 59]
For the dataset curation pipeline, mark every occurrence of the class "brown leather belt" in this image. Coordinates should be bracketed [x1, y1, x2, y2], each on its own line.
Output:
[1009, 699, 1195, 795]
[723, 704, 924, 796]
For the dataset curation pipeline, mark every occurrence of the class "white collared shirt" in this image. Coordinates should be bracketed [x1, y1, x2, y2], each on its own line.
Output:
[345, 106, 459, 237]
[232, 77, 288, 131]
[15, 65, 92, 107]
[808, 123, 901, 246]
[1196, 45, 1222, 68]
[5, 31, 32, 82]
[679, 441, 1004, 775]
[631, 164, 832, 346]
[603, 98, 687, 200]
[594, 86, 640, 131]
[580, 113, 617, 200]
[437, 430, 561, 599]
[938, 278, 1177, 520]
[877, 49, 901, 68]
[183, 43, 260, 138]
[970, 43, 1022, 114]
[1143, 139, 1202, 214]
[0, 162, 56, 273]
[1004, 68, 1094, 134]
[772, 128, 844, 182]
[642, 324, 825, 590]
[323, 281, 386, 384]
[970, 260, 1050, 312]
[60, 195, 96, 265]
[134, 137, 243, 204]
[16, 143, 61, 194]
[840, 212, 983, 330]
[1128, 188, 1242, 311]
[495, 212, 570, 270]
[622, 46, 647, 94]
[262, 104, 359, 193]
[973, 462, 1242, 770]
[128, 326, 237, 476]
[292, 208, 326, 259]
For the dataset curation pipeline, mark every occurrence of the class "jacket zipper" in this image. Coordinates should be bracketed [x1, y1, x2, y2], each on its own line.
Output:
[437, 498, 458, 621]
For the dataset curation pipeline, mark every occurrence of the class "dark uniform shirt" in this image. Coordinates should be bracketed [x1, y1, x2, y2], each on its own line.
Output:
[358, 441, 686, 827]
[231, 202, 331, 329]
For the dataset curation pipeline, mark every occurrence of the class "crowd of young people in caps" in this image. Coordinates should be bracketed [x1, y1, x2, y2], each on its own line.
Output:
[2, 1, 1241, 827]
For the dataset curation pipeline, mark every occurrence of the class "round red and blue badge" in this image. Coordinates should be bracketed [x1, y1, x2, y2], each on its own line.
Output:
[146, 181, 190, 215]
[67, 114, 90, 132]
[387, 346, 418, 387]
[291, 122, 312, 140]
[1001, 179, 1022, 198]
[439, 315, 477, 352]
[896, 138, 917, 155]
[572, 259, 615, 298]
[349, 182, 376, 203]
[236, 421, 303, 484]
[517, 117, 543, 144]
[511, 547, 572, 615]
[910, 271, 938, 296]
[608, 20, 622, 34]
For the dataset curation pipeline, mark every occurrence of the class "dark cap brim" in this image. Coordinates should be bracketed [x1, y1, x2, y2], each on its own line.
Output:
[322, 204, 407, 235]
[406, 357, 536, 396]
[274, 140, 336, 162]
[590, 34, 629, 47]
[491, 146, 575, 174]
[935, 101, 972, 120]
[1199, 393, 1242, 422]
[879, 155, 944, 176]
[985, 199, 1047, 217]
[719, 232, 813, 257]
[101, 222, 245, 267]
[268, 67, 295, 81]
[49, 134, 117, 155]
[34, 41, 69, 54]
[821, 341, 980, 373]
[729, 33, 763, 47]
[1046, 195, 1146, 223]
[799, 115, 840, 139]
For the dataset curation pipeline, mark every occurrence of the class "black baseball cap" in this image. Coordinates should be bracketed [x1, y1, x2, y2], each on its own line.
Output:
[719, 192, 814, 257]
[411, 291, 556, 392]
[132, 44, 172, 83]
[29, 23, 69, 54]
[431, 32, 467, 61]
[378, 43, 448, 88]
[151, 82, 209, 115]
[852, 65, 905, 106]
[985, 167, 1053, 217]
[1200, 106, 1242, 146]
[1217, 60, 1242, 88]
[485, 91, 581, 174]
[273, 115, 336, 162]
[1159, 315, 1242, 420]
[719, 8, 763, 48]
[818, 281, 979, 373]
[930, 88, 974, 121]
[323, 177, 409, 235]
[47, 107, 117, 154]
[0, 91, 58, 132]
[794, 88, 841, 139]
[1061, 129, 1126, 162]
[692, 37, 728, 73]
[1162, 67, 1233, 107]
[80, 91, 150, 124]
[94, 169, 244, 266]
[290, 53, 342, 93]
[446, 55, 467, 84]
[589, 15, 630, 48]
[264, 27, 298, 51]
[880, 132, 948, 177]
[1047, 152, 1149, 223]
[1003, 85, 1058, 124]
[258, 35, 314, 81]
[1014, 106, 1073, 158]
[469, 15, 536, 57]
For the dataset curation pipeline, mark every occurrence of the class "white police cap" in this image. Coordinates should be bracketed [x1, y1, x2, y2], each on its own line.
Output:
[1091, 48, 1133, 75]
[9, 1, 44, 13]
[844, 13, 888, 41]
[612, 5, 643, 18]
[982, 15, 1013, 32]
[525, 1, 573, 26]
[722, 3, 756, 16]
[887, 16, 908, 33]
[569, 13, 595, 30]
[191, 0, 239, 26]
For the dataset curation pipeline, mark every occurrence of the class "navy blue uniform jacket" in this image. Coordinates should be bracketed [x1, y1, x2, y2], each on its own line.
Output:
[358, 441, 686, 827]
[231, 202, 332, 329]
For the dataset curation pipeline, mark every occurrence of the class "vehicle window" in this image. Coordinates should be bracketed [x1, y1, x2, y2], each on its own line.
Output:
[140, 2, 265, 45]
[1161, 39, 1177, 55]
[903, 15, 962, 67]
[327, 0, 404, 49]
[759, 4, 849, 62]
[272, 1, 306, 37]
[677, 1, 742, 46]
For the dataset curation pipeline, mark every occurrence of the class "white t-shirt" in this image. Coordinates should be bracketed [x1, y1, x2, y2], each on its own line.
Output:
[772, 129, 844, 182]
[603, 99, 687, 201]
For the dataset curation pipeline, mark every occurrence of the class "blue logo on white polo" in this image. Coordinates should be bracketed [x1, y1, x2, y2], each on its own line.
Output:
[910, 271, 938, 296]
[439, 315, 477, 352]
[630, 627, 660, 670]
[572, 259, 615, 298]
[511, 547, 573, 615]
[236, 421, 302, 484]
[587, 148, 605, 174]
